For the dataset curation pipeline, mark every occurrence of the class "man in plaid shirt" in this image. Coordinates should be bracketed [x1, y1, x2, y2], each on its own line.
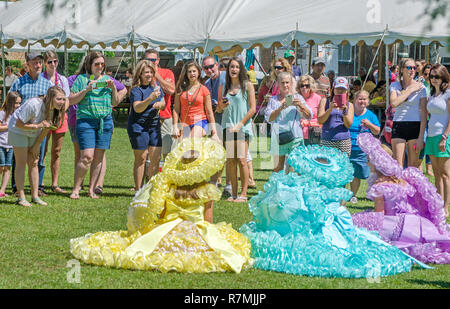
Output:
[9, 52, 52, 196]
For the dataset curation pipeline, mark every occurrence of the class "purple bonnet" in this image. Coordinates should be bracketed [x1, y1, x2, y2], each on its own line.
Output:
[357, 133, 403, 177]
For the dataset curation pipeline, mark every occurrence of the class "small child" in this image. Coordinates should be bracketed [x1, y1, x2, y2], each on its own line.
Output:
[0, 92, 21, 197]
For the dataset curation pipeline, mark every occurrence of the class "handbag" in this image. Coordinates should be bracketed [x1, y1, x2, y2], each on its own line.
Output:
[278, 130, 295, 145]
[277, 108, 298, 145]
[308, 125, 322, 144]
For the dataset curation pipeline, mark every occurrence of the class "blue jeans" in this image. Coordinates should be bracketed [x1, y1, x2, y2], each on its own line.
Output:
[11, 136, 47, 191]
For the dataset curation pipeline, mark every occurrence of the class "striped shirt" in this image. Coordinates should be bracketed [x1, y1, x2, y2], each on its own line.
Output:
[70, 74, 112, 120]
[9, 73, 52, 103]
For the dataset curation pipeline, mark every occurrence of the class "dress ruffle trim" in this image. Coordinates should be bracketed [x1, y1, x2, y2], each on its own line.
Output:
[163, 138, 226, 186]
[288, 145, 354, 188]
[70, 221, 253, 273]
[366, 181, 415, 202]
[401, 167, 448, 234]
[240, 222, 413, 278]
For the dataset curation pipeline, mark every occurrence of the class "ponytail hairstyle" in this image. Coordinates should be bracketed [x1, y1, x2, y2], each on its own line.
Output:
[1, 91, 21, 122]
[43, 50, 58, 64]
[44, 86, 66, 129]
[398, 58, 415, 84]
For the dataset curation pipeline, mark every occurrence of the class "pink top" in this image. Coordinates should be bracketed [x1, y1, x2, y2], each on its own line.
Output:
[301, 92, 322, 139]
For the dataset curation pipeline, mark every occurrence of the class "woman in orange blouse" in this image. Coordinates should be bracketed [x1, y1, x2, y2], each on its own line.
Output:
[172, 61, 218, 140]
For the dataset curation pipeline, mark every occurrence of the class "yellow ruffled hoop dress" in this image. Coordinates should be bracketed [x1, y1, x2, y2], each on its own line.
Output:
[70, 138, 253, 273]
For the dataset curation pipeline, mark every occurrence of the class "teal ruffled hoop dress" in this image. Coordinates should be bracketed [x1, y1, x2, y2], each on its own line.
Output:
[239, 145, 430, 278]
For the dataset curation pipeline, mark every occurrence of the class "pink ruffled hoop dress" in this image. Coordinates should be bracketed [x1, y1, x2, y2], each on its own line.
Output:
[352, 133, 450, 264]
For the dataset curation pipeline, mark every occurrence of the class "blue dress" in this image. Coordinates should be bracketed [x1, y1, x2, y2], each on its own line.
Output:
[239, 145, 430, 278]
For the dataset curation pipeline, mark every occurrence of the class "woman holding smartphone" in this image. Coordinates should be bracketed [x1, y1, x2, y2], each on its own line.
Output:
[390, 58, 427, 167]
[217, 57, 256, 203]
[318, 77, 354, 156]
[265, 72, 312, 172]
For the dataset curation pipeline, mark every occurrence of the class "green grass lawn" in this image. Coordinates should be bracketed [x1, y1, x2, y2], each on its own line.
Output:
[0, 117, 449, 289]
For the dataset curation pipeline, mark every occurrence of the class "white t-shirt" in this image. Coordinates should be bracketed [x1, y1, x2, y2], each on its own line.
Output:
[8, 97, 46, 138]
[4, 74, 18, 87]
[391, 81, 427, 122]
[0, 111, 12, 148]
[427, 89, 450, 137]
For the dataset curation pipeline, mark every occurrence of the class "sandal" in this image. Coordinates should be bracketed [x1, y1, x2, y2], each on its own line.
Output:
[233, 196, 248, 203]
[51, 186, 67, 194]
[70, 192, 80, 200]
[0, 192, 7, 198]
[94, 186, 103, 195]
[227, 196, 237, 202]
[16, 198, 32, 207]
[32, 197, 48, 206]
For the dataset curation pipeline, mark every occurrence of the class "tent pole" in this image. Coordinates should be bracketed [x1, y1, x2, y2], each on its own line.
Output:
[362, 25, 388, 90]
[63, 27, 68, 76]
[1, 25, 6, 101]
[385, 43, 390, 113]
[308, 43, 312, 74]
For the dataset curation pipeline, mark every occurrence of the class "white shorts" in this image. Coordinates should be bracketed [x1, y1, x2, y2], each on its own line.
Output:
[8, 130, 39, 148]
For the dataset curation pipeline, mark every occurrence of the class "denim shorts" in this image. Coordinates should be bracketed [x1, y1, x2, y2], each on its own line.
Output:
[350, 149, 370, 180]
[69, 125, 78, 143]
[127, 125, 162, 150]
[76, 115, 114, 150]
[0, 147, 13, 166]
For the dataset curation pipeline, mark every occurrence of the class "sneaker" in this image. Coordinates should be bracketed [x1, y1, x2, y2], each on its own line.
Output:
[224, 184, 232, 195]
[350, 196, 358, 204]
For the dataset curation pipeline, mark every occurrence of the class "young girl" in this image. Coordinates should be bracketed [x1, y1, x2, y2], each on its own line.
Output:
[0, 92, 21, 197]
[217, 57, 256, 202]
[352, 133, 450, 264]
[172, 61, 217, 140]
[41, 50, 71, 195]
[8, 86, 68, 206]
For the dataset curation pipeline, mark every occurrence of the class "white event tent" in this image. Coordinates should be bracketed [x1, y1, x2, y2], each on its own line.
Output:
[1, 0, 449, 100]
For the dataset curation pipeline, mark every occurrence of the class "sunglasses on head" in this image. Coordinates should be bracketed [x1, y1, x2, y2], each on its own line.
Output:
[145, 58, 157, 62]
[47, 60, 58, 65]
[405, 66, 417, 71]
[274, 66, 285, 70]
[430, 74, 441, 80]
[203, 64, 215, 70]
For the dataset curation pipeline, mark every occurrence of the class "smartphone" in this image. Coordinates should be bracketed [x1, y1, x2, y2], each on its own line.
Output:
[94, 81, 108, 89]
[334, 94, 347, 108]
[285, 94, 293, 106]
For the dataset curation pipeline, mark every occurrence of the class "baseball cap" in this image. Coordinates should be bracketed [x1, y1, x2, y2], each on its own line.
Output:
[312, 57, 325, 66]
[284, 50, 296, 58]
[26, 52, 43, 62]
[333, 77, 349, 89]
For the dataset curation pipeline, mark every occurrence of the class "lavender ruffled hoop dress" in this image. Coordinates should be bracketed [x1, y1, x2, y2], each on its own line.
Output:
[352, 133, 450, 264]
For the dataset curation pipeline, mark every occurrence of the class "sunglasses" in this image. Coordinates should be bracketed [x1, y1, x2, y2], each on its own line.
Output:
[405, 66, 417, 71]
[430, 74, 442, 80]
[145, 58, 157, 62]
[94, 62, 105, 67]
[47, 60, 58, 65]
[274, 66, 285, 70]
[299, 84, 310, 88]
[203, 64, 215, 70]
